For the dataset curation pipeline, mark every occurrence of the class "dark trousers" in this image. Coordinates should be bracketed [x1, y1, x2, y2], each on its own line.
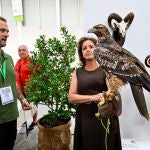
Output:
[0, 119, 17, 150]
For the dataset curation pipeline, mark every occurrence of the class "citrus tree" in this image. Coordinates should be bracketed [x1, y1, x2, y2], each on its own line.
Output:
[25, 27, 77, 127]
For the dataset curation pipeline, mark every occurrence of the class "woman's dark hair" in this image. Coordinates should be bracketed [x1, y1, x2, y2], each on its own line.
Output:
[77, 37, 97, 66]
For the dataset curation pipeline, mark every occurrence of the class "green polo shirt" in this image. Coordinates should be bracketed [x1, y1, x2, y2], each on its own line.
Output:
[0, 50, 19, 123]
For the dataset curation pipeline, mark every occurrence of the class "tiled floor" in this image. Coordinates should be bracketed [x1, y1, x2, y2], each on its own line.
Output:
[14, 104, 150, 150]
[14, 126, 74, 150]
[14, 103, 73, 150]
[14, 126, 38, 150]
[14, 129, 150, 150]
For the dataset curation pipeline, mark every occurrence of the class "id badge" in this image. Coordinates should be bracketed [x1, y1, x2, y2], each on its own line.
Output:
[0, 84, 14, 105]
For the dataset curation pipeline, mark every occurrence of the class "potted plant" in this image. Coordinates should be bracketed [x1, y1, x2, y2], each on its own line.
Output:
[25, 27, 77, 150]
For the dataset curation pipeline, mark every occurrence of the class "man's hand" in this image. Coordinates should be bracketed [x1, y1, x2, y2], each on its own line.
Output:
[21, 100, 32, 110]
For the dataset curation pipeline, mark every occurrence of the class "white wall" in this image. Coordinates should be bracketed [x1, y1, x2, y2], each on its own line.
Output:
[1, 0, 84, 64]
[83, 0, 150, 140]
[4, 25, 84, 64]
[1, 0, 150, 141]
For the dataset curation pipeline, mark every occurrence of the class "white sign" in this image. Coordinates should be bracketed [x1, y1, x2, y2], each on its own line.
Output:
[12, 0, 23, 17]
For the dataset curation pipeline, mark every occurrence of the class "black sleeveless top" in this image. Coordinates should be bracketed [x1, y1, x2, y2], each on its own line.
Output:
[76, 66, 107, 95]
[73, 67, 122, 150]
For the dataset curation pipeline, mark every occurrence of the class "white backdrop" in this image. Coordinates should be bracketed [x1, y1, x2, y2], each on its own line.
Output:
[1, 0, 149, 141]
[83, 0, 150, 140]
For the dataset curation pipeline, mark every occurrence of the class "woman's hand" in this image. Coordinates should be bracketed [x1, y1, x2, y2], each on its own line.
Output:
[90, 93, 104, 102]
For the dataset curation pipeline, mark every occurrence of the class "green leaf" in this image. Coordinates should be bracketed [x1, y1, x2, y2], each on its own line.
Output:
[25, 26, 77, 126]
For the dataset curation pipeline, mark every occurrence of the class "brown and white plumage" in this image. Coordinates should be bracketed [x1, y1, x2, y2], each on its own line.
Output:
[88, 24, 150, 120]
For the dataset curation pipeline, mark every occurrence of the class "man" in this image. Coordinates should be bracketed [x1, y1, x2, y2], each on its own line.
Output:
[15, 45, 38, 132]
[0, 16, 31, 150]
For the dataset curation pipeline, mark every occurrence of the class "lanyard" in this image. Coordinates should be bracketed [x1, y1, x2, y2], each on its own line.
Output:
[0, 60, 6, 81]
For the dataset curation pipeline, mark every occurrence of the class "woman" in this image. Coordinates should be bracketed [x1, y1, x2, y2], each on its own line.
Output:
[68, 37, 122, 150]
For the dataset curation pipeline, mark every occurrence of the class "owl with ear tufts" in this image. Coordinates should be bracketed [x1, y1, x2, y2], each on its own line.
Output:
[88, 24, 150, 120]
